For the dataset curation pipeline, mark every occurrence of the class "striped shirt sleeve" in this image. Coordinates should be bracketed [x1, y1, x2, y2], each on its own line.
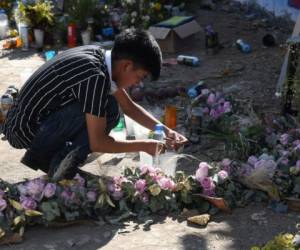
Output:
[74, 73, 109, 117]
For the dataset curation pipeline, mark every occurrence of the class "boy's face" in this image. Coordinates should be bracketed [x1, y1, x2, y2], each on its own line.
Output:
[113, 60, 149, 89]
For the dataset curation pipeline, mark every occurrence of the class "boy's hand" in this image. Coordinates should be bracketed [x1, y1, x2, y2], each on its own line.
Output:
[144, 140, 167, 156]
[165, 129, 188, 151]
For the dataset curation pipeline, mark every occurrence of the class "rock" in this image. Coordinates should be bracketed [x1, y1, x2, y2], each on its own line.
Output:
[43, 244, 56, 249]
[187, 214, 211, 226]
[76, 235, 91, 247]
[66, 239, 75, 247]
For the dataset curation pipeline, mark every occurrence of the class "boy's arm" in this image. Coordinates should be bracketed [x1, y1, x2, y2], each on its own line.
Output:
[85, 113, 164, 155]
[113, 89, 188, 149]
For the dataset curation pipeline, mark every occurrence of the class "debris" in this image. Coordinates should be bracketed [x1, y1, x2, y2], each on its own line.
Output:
[195, 194, 231, 213]
[285, 197, 300, 212]
[187, 214, 211, 226]
[251, 211, 267, 225]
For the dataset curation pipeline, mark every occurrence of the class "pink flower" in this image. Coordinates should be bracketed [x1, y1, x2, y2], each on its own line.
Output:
[20, 196, 37, 210]
[217, 170, 229, 183]
[200, 177, 215, 196]
[157, 177, 176, 191]
[140, 165, 156, 175]
[0, 198, 7, 211]
[223, 101, 231, 113]
[43, 183, 56, 198]
[135, 179, 147, 194]
[86, 191, 97, 202]
[111, 187, 123, 200]
[207, 93, 216, 105]
[280, 133, 289, 145]
[221, 158, 231, 167]
[195, 162, 209, 182]
[74, 173, 85, 186]
[247, 156, 258, 166]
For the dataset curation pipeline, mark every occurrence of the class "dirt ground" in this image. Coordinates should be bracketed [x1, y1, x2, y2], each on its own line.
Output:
[0, 2, 299, 249]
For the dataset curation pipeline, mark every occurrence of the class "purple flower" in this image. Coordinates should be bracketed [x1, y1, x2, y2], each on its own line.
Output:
[203, 107, 210, 115]
[207, 93, 216, 105]
[141, 193, 149, 204]
[280, 158, 289, 166]
[217, 105, 225, 115]
[134, 179, 147, 194]
[223, 101, 231, 113]
[254, 160, 277, 176]
[200, 177, 215, 197]
[86, 190, 97, 202]
[157, 177, 176, 191]
[195, 162, 209, 182]
[240, 163, 254, 176]
[280, 133, 289, 145]
[247, 156, 258, 166]
[218, 98, 225, 104]
[26, 178, 45, 201]
[61, 189, 76, 203]
[74, 173, 85, 187]
[43, 183, 56, 198]
[209, 109, 221, 120]
[20, 196, 37, 210]
[217, 170, 229, 183]
[107, 182, 116, 193]
[221, 158, 231, 168]
[0, 198, 7, 211]
[293, 140, 300, 146]
[111, 187, 123, 200]
[296, 160, 300, 169]
[17, 184, 28, 196]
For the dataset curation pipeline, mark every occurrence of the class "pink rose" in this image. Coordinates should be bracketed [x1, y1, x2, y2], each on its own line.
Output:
[20, 196, 37, 210]
[157, 177, 176, 191]
[86, 191, 97, 202]
[135, 179, 147, 194]
[43, 183, 56, 198]
[217, 170, 229, 183]
[0, 198, 7, 211]
[195, 162, 209, 182]
[74, 173, 85, 186]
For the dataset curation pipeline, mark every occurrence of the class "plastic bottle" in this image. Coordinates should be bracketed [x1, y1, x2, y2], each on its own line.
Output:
[177, 55, 200, 67]
[187, 80, 205, 98]
[0, 9, 9, 40]
[153, 124, 165, 167]
[109, 117, 127, 158]
[236, 39, 252, 53]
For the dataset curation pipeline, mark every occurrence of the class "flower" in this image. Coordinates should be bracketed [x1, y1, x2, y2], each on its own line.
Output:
[200, 177, 215, 196]
[221, 158, 231, 168]
[86, 191, 97, 202]
[297, 160, 300, 169]
[209, 109, 220, 120]
[26, 178, 45, 201]
[61, 189, 76, 203]
[157, 177, 176, 191]
[74, 174, 85, 187]
[247, 156, 258, 166]
[207, 93, 216, 105]
[111, 187, 123, 200]
[223, 101, 231, 113]
[135, 179, 147, 194]
[43, 183, 56, 198]
[195, 162, 209, 182]
[20, 196, 37, 210]
[149, 184, 161, 196]
[203, 107, 210, 115]
[0, 198, 7, 211]
[279, 133, 289, 145]
[17, 184, 28, 196]
[280, 158, 289, 166]
[217, 170, 229, 183]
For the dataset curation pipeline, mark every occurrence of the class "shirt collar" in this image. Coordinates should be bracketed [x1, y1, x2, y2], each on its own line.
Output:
[105, 50, 118, 94]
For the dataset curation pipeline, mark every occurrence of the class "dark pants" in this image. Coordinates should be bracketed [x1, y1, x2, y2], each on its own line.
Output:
[21, 96, 120, 176]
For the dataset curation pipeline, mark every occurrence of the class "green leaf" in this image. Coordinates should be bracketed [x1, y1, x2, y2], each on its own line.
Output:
[25, 210, 43, 217]
[40, 201, 60, 222]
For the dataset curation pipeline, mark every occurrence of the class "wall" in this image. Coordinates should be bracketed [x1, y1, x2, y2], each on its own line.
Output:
[237, 0, 299, 21]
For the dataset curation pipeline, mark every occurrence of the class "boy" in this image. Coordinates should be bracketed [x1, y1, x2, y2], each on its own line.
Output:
[3, 29, 187, 177]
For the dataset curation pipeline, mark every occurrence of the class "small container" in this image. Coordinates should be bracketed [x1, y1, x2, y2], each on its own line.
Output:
[187, 81, 205, 98]
[45, 50, 56, 61]
[236, 39, 252, 53]
[177, 55, 200, 67]
[0, 94, 14, 118]
[165, 105, 177, 129]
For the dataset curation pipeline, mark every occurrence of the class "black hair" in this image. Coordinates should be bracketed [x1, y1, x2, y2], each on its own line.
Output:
[111, 29, 162, 81]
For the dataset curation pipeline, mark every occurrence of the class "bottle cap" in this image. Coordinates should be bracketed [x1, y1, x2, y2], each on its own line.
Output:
[155, 123, 164, 132]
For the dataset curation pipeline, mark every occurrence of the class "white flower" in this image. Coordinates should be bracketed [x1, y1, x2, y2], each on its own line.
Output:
[131, 11, 137, 17]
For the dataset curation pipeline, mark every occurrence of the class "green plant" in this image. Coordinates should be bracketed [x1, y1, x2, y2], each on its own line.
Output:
[65, 0, 98, 30]
[19, 1, 55, 31]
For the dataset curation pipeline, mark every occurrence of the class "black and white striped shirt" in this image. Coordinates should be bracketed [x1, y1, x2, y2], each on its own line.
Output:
[3, 45, 111, 149]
